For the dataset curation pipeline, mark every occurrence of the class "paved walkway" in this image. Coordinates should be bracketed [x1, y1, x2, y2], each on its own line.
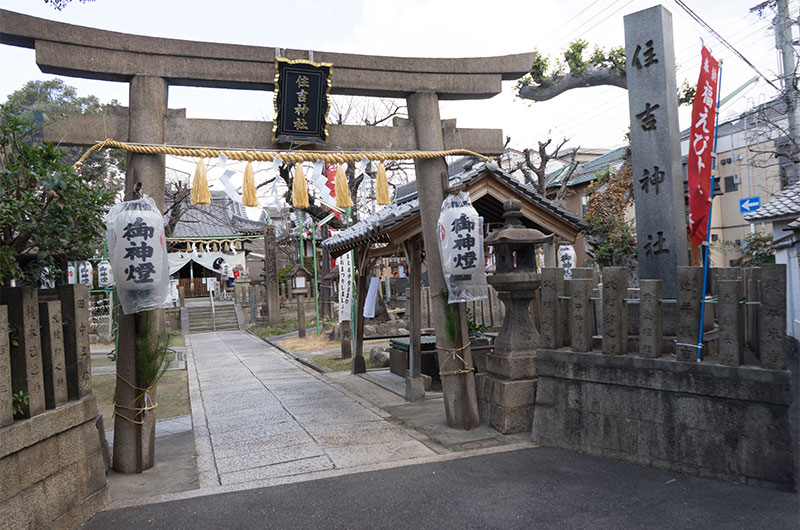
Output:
[188, 331, 437, 487]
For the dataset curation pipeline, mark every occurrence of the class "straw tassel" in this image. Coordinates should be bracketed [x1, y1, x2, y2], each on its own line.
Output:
[191, 159, 211, 205]
[376, 161, 391, 205]
[334, 164, 354, 209]
[292, 163, 309, 209]
[242, 161, 258, 207]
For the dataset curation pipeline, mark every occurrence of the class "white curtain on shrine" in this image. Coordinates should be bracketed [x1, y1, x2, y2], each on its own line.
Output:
[168, 251, 247, 276]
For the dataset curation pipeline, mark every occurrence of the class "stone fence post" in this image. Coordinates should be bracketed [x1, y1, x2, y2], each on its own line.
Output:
[759, 263, 787, 370]
[568, 278, 593, 352]
[0, 306, 12, 427]
[676, 267, 703, 362]
[4, 288, 45, 418]
[601, 267, 627, 355]
[718, 279, 743, 366]
[638, 279, 663, 358]
[540, 268, 564, 350]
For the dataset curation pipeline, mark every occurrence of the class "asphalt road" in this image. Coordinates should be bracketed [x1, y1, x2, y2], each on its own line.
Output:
[86, 446, 799, 529]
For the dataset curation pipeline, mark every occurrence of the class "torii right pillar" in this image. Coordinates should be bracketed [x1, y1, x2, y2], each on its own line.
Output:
[624, 6, 688, 300]
[406, 92, 480, 430]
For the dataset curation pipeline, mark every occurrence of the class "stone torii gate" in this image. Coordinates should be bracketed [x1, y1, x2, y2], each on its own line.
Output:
[0, 9, 534, 469]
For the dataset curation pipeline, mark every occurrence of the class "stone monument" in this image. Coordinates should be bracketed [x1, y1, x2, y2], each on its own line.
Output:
[624, 5, 688, 298]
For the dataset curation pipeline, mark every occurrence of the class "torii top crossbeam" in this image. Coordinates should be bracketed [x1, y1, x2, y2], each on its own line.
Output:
[0, 9, 534, 100]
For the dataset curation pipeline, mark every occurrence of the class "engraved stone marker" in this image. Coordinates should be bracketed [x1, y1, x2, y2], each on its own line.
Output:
[5, 288, 45, 417]
[624, 6, 688, 299]
[39, 301, 69, 409]
[601, 267, 628, 355]
[638, 279, 663, 358]
[57, 284, 92, 399]
[759, 264, 786, 370]
[0, 305, 12, 426]
[718, 280, 743, 366]
[540, 268, 564, 349]
[676, 267, 703, 362]
[569, 278, 593, 352]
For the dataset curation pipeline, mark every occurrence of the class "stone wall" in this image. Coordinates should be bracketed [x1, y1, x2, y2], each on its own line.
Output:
[532, 349, 796, 491]
[0, 396, 108, 528]
[1, 285, 109, 527]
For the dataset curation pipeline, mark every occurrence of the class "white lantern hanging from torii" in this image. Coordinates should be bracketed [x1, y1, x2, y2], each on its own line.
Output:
[105, 196, 171, 314]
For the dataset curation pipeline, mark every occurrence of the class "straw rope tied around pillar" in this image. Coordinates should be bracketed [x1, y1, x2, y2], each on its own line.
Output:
[292, 163, 310, 209]
[242, 160, 259, 207]
[376, 161, 391, 205]
[334, 163, 354, 208]
[191, 158, 211, 205]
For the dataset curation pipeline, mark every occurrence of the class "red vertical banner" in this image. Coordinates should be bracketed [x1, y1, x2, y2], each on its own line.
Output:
[325, 163, 341, 221]
[687, 47, 720, 245]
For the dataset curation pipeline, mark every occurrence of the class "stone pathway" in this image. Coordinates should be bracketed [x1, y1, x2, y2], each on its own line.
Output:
[188, 331, 436, 487]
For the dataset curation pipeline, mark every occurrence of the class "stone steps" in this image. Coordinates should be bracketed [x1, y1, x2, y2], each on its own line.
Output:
[187, 304, 240, 333]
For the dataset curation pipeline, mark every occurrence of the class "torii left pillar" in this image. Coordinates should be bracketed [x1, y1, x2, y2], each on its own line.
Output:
[113, 75, 168, 473]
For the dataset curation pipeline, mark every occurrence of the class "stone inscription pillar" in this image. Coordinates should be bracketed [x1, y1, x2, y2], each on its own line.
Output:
[568, 279, 593, 352]
[601, 267, 628, 355]
[39, 300, 68, 409]
[624, 6, 688, 299]
[718, 280, 743, 366]
[263, 225, 281, 326]
[638, 279, 663, 358]
[114, 74, 168, 474]
[759, 263, 787, 370]
[540, 268, 564, 350]
[56, 284, 91, 399]
[407, 92, 479, 430]
[676, 267, 703, 362]
[0, 306, 13, 427]
[5, 288, 45, 417]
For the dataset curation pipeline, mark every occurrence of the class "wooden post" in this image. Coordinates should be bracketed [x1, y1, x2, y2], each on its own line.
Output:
[296, 294, 306, 338]
[403, 238, 424, 401]
[352, 246, 369, 374]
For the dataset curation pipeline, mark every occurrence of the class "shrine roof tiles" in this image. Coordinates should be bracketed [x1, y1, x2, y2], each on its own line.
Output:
[743, 182, 800, 222]
[323, 160, 587, 255]
[168, 191, 266, 239]
[544, 145, 628, 189]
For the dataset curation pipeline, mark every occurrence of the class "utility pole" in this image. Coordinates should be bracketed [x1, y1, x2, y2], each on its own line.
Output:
[775, 0, 800, 183]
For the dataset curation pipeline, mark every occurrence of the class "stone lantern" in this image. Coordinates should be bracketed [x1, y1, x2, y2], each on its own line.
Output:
[481, 199, 553, 433]
[288, 264, 312, 338]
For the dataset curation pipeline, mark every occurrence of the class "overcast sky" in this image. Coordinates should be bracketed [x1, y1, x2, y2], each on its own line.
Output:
[0, 0, 792, 154]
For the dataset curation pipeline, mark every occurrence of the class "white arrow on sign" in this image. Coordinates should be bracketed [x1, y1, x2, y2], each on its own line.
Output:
[740, 198, 759, 212]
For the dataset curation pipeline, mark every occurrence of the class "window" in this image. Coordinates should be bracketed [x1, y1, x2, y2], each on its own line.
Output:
[711, 234, 718, 241]
[724, 176, 738, 193]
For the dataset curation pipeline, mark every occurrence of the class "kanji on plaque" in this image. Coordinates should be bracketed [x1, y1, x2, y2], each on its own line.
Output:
[106, 196, 171, 314]
[272, 58, 332, 144]
[436, 191, 488, 303]
[687, 46, 720, 245]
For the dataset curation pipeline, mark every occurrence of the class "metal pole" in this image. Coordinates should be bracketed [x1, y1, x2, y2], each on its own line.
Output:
[312, 221, 320, 335]
[697, 62, 724, 361]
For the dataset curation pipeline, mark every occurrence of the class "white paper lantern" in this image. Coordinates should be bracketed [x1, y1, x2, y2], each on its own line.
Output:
[557, 244, 577, 279]
[106, 196, 171, 314]
[78, 261, 93, 289]
[97, 260, 114, 287]
[436, 191, 488, 303]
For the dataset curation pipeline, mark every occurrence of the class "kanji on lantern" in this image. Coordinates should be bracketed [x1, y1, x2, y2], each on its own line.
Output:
[106, 196, 171, 314]
[436, 191, 488, 303]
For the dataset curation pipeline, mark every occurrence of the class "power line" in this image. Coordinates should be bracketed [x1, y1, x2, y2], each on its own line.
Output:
[671, 0, 781, 91]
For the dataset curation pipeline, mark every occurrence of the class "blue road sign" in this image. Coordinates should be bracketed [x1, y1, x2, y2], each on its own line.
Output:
[739, 196, 761, 214]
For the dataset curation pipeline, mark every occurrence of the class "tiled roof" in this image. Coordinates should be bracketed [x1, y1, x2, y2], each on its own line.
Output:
[323, 160, 588, 255]
[168, 191, 265, 239]
[544, 145, 628, 189]
[743, 182, 800, 222]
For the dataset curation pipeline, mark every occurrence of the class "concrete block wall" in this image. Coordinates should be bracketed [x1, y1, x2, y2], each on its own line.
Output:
[532, 350, 796, 491]
[0, 396, 109, 528]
